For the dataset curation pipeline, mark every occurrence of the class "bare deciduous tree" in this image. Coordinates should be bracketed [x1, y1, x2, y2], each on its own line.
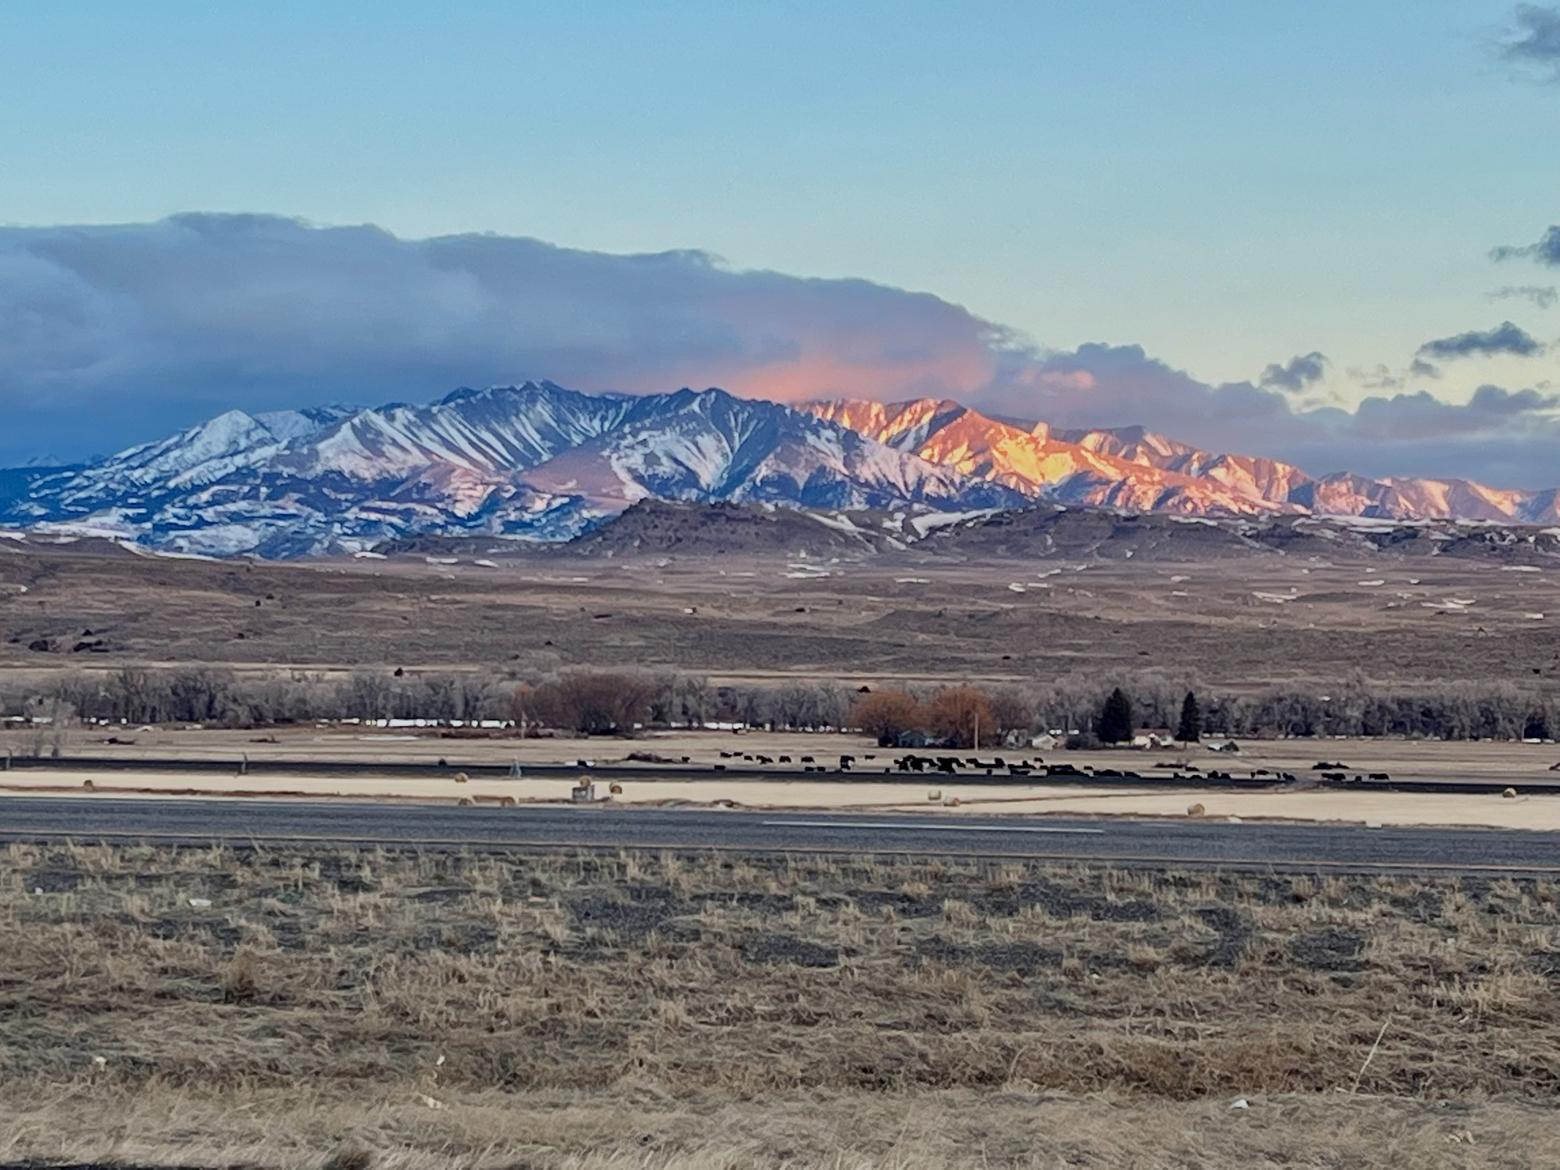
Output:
[925, 685, 997, 750]
[532, 671, 656, 736]
[849, 689, 923, 747]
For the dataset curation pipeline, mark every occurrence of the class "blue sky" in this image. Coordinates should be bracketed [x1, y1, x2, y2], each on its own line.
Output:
[2, 2, 1558, 482]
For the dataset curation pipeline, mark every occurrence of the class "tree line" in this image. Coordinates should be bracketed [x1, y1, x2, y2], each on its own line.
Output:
[1, 666, 1556, 744]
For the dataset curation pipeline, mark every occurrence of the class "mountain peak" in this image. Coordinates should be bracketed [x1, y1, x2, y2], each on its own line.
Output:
[1, 381, 1021, 555]
[7, 380, 1560, 557]
[435, 380, 566, 406]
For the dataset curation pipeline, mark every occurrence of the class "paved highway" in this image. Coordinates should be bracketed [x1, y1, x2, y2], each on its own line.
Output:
[9, 754, 1560, 794]
[4, 796, 1560, 873]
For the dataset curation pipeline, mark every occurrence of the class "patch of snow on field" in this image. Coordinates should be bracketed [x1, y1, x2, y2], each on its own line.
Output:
[895, 577, 930, 584]
[1357, 580, 1385, 587]
[1323, 516, 1404, 533]
[1502, 565, 1542, 572]
[473, 559, 498, 568]
[425, 556, 458, 565]
[1526, 613, 1546, 620]
[810, 512, 864, 535]
[908, 509, 998, 538]
[352, 551, 387, 559]
[142, 547, 224, 561]
[1008, 583, 1026, 593]
[1169, 574, 1190, 583]
[1253, 592, 1295, 604]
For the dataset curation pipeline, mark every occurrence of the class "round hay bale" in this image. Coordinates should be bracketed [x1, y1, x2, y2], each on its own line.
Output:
[456, 796, 474, 807]
[497, 795, 516, 807]
[1503, 787, 1518, 799]
[82, 779, 95, 790]
[609, 782, 623, 796]
[1186, 802, 1206, 817]
[453, 772, 469, 784]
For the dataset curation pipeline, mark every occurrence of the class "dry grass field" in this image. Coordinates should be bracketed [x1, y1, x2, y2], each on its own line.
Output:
[3, 542, 1560, 688]
[3, 842, 1560, 1167]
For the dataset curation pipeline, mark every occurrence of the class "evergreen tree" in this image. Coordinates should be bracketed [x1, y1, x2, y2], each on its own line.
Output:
[1177, 691, 1202, 743]
[1097, 687, 1134, 744]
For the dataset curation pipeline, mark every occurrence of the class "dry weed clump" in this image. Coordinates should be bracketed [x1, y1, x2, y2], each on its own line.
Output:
[2, 842, 1560, 1166]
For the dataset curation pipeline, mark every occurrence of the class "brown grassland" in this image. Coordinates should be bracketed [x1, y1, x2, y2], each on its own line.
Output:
[3, 544, 1560, 688]
[3, 842, 1560, 1167]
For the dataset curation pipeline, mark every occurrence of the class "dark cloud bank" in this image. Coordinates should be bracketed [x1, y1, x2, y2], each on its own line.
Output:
[1501, 4, 1560, 80]
[1493, 225, 1560, 267]
[2, 213, 1558, 488]
[1491, 226, 1560, 269]
[1259, 351, 1329, 393]
[1417, 321, 1545, 360]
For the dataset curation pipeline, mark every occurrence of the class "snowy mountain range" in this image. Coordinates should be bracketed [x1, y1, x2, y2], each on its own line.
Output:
[0, 383, 1018, 555]
[4, 381, 1559, 557]
[807, 398, 1560, 524]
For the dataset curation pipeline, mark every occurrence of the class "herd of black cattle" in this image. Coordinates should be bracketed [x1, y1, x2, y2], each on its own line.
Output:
[701, 747, 1394, 785]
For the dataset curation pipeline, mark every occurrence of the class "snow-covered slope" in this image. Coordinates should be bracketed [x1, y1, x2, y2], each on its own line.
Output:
[57, 405, 352, 497]
[8, 382, 1560, 558]
[525, 389, 1015, 512]
[3, 384, 1019, 555]
[276, 383, 629, 480]
[806, 400, 1292, 516]
[1061, 425, 1317, 505]
[817, 399, 1560, 525]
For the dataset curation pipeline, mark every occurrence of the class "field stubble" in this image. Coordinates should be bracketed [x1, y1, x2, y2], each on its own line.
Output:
[3, 844, 1560, 1166]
